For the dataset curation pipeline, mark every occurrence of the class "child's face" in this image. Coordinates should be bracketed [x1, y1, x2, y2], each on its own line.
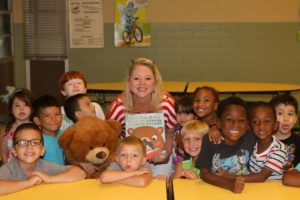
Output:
[193, 89, 218, 119]
[176, 111, 195, 126]
[75, 96, 96, 120]
[129, 64, 156, 99]
[61, 78, 87, 98]
[218, 105, 248, 145]
[117, 144, 146, 172]
[250, 106, 278, 142]
[181, 130, 204, 158]
[34, 106, 62, 135]
[12, 129, 45, 164]
[12, 98, 31, 123]
[275, 103, 297, 135]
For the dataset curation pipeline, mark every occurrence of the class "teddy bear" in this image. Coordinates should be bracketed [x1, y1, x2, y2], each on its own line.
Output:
[127, 126, 165, 160]
[58, 116, 121, 178]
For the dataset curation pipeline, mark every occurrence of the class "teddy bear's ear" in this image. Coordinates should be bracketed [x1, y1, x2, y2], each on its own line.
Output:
[58, 127, 76, 149]
[106, 120, 122, 137]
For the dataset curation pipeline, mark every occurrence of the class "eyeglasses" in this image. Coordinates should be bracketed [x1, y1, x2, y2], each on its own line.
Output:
[14, 139, 42, 147]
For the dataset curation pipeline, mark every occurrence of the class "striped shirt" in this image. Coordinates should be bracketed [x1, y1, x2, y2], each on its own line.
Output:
[106, 91, 177, 138]
[250, 136, 287, 179]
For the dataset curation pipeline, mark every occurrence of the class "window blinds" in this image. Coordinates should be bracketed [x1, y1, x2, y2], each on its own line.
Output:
[24, 0, 68, 59]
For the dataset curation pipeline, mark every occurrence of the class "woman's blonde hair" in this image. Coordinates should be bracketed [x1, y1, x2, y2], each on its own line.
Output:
[181, 120, 209, 136]
[124, 58, 163, 113]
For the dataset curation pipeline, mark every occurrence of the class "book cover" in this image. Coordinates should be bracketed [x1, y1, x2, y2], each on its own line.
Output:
[126, 113, 165, 160]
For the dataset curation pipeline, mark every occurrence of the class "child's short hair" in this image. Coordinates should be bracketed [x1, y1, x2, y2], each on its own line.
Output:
[270, 94, 298, 114]
[116, 136, 146, 156]
[193, 86, 220, 102]
[181, 120, 209, 136]
[250, 101, 277, 121]
[32, 95, 61, 118]
[64, 93, 87, 123]
[175, 96, 194, 114]
[13, 123, 44, 146]
[58, 71, 87, 91]
[217, 96, 249, 119]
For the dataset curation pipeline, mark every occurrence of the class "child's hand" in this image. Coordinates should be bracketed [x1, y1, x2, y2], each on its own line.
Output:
[155, 175, 167, 180]
[150, 151, 170, 164]
[230, 176, 244, 193]
[179, 169, 197, 179]
[79, 162, 99, 176]
[27, 175, 43, 186]
[208, 126, 223, 144]
[31, 171, 51, 183]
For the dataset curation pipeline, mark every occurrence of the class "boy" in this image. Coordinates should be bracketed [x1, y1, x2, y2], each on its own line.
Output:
[0, 123, 86, 195]
[58, 71, 105, 132]
[195, 96, 256, 193]
[64, 93, 96, 123]
[98, 136, 152, 187]
[270, 94, 300, 169]
[32, 95, 64, 165]
[63, 94, 99, 175]
[174, 120, 209, 179]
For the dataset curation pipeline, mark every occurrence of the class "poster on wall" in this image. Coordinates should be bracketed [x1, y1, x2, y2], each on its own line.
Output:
[69, 0, 104, 48]
[114, 0, 151, 47]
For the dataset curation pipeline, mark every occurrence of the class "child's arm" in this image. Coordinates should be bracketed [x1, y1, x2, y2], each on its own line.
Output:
[174, 161, 197, 179]
[0, 132, 8, 164]
[201, 168, 244, 193]
[98, 167, 152, 187]
[31, 166, 86, 183]
[282, 169, 300, 187]
[0, 175, 42, 195]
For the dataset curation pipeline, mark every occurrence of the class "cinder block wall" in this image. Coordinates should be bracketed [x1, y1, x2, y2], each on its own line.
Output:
[70, 22, 300, 85]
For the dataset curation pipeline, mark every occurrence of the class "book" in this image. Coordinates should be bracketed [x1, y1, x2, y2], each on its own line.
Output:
[126, 113, 166, 160]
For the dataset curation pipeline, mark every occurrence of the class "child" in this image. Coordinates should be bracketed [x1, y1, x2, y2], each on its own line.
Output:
[0, 123, 86, 195]
[248, 102, 287, 180]
[282, 163, 300, 187]
[270, 94, 300, 170]
[64, 93, 96, 123]
[98, 136, 152, 187]
[58, 71, 105, 132]
[174, 120, 208, 179]
[63, 93, 99, 176]
[195, 96, 256, 193]
[32, 95, 64, 165]
[173, 96, 196, 165]
[193, 86, 222, 144]
[1, 89, 33, 164]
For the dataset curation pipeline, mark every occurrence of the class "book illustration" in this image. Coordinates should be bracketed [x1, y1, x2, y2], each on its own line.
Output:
[128, 126, 165, 160]
[125, 113, 165, 160]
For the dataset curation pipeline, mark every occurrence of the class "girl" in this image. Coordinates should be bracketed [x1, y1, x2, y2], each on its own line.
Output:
[0, 89, 34, 164]
[193, 86, 222, 144]
[174, 120, 209, 179]
[173, 96, 196, 165]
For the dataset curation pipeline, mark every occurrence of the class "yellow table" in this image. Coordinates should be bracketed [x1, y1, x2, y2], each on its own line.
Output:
[87, 81, 188, 104]
[173, 179, 300, 200]
[187, 81, 300, 94]
[1, 179, 166, 200]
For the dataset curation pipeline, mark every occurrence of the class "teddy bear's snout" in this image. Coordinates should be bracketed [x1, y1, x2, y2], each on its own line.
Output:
[96, 151, 107, 159]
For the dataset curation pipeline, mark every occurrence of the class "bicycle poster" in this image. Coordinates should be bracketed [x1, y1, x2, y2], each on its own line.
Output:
[114, 0, 151, 47]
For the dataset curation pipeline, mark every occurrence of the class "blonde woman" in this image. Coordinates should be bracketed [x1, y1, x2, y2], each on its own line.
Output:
[106, 58, 176, 177]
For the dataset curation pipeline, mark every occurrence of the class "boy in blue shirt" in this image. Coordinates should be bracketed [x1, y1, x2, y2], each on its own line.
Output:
[32, 95, 64, 165]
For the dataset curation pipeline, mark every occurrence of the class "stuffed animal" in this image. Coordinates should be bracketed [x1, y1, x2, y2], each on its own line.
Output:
[127, 126, 165, 160]
[58, 116, 121, 178]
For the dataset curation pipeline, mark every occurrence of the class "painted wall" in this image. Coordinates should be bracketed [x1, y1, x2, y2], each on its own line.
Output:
[12, 0, 300, 98]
